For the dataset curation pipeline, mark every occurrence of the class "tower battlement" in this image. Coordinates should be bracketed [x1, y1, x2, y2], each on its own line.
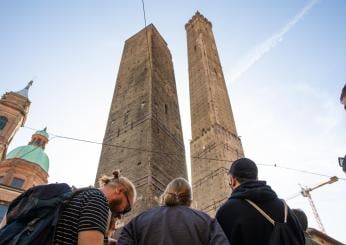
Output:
[185, 11, 212, 30]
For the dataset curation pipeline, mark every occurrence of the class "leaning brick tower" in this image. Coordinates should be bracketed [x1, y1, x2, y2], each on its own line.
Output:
[186, 12, 244, 216]
[95, 24, 187, 222]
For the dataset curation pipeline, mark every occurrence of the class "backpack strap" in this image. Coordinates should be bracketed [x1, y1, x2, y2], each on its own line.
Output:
[245, 199, 275, 225]
[283, 199, 288, 223]
[245, 199, 289, 225]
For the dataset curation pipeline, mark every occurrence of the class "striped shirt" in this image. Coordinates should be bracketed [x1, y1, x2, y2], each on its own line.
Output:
[54, 189, 110, 245]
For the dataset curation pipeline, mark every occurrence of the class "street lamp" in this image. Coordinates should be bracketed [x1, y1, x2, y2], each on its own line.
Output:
[340, 84, 346, 110]
[338, 155, 346, 173]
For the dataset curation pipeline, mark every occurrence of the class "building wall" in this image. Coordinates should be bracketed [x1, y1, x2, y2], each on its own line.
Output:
[0, 92, 30, 160]
[0, 158, 48, 189]
[95, 24, 187, 222]
[307, 228, 344, 245]
[186, 12, 244, 216]
[0, 158, 48, 223]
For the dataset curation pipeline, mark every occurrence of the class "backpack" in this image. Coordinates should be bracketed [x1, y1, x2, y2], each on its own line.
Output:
[0, 183, 86, 245]
[245, 199, 304, 245]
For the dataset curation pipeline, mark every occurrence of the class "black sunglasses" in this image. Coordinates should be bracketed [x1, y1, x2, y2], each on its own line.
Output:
[122, 191, 132, 214]
[119, 183, 132, 215]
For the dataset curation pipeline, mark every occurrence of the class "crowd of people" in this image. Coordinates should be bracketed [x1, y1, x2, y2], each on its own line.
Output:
[2, 158, 313, 245]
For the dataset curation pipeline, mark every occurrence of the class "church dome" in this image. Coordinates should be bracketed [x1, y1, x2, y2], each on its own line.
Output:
[6, 145, 49, 172]
[34, 128, 49, 139]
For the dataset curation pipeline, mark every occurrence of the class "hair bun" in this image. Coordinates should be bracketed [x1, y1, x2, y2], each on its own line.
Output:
[112, 170, 121, 179]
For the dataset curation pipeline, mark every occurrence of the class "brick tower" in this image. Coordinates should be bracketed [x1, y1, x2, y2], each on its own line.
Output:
[95, 24, 187, 222]
[0, 81, 32, 161]
[186, 12, 244, 216]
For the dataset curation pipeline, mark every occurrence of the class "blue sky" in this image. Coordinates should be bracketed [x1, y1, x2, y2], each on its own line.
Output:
[1, 0, 345, 242]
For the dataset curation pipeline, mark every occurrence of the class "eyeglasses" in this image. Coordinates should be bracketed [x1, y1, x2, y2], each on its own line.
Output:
[122, 190, 132, 215]
[119, 183, 132, 215]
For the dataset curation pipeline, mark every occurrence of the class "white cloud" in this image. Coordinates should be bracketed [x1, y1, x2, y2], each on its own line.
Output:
[229, 0, 319, 82]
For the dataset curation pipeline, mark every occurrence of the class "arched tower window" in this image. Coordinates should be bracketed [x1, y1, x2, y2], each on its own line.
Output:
[0, 116, 8, 130]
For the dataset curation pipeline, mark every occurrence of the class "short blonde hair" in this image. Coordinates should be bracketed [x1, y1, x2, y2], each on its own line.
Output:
[161, 177, 192, 206]
[98, 170, 137, 201]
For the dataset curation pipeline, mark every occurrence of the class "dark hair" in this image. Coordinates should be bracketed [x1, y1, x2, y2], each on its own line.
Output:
[340, 84, 346, 102]
[292, 209, 308, 231]
[229, 158, 258, 181]
[233, 176, 253, 184]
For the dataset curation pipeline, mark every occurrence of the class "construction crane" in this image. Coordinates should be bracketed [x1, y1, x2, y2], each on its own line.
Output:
[287, 176, 338, 233]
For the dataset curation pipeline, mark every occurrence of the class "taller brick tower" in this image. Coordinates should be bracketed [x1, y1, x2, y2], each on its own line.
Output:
[95, 24, 187, 221]
[186, 12, 244, 216]
[0, 81, 32, 161]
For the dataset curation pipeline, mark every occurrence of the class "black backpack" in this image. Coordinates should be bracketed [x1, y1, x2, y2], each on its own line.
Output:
[0, 183, 85, 245]
[245, 199, 304, 245]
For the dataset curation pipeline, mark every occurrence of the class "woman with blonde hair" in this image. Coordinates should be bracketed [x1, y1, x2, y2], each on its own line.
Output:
[118, 177, 229, 245]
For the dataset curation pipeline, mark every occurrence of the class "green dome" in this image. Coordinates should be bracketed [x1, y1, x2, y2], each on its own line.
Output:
[35, 129, 49, 139]
[6, 145, 49, 172]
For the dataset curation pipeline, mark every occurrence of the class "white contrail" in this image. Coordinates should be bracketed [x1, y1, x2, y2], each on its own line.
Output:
[230, 0, 319, 82]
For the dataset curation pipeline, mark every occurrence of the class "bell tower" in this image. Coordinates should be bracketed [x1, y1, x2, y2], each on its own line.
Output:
[0, 81, 32, 161]
[186, 12, 244, 216]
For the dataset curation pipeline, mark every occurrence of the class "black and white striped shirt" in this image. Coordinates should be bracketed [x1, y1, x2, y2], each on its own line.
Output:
[54, 189, 110, 245]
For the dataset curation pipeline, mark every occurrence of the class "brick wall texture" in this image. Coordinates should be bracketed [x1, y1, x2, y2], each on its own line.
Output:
[95, 24, 187, 223]
[186, 12, 244, 216]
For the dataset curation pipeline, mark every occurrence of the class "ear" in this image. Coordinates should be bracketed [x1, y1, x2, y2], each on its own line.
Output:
[229, 175, 237, 188]
[229, 175, 233, 186]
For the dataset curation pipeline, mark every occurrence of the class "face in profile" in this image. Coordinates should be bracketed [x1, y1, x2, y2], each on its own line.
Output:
[109, 188, 132, 218]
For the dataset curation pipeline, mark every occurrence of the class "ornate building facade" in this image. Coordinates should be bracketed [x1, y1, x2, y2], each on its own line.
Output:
[95, 24, 187, 222]
[0, 83, 50, 222]
[186, 12, 244, 216]
[0, 81, 32, 161]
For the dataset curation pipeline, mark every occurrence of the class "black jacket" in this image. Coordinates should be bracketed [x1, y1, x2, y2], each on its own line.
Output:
[216, 180, 305, 245]
[118, 205, 229, 245]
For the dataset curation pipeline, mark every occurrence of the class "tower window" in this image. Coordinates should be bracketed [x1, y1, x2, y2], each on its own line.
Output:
[0, 116, 8, 130]
[202, 128, 207, 135]
[10, 177, 24, 189]
[165, 104, 168, 114]
[124, 110, 130, 124]
[0, 204, 9, 223]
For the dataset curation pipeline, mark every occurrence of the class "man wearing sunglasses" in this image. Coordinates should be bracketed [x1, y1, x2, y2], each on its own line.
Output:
[54, 170, 136, 245]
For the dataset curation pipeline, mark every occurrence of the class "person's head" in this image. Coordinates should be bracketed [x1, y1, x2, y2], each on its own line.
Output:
[99, 170, 137, 219]
[228, 158, 258, 190]
[292, 209, 308, 231]
[161, 177, 192, 207]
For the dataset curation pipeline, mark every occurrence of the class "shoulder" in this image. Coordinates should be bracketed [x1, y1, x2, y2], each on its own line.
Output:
[126, 206, 161, 223]
[74, 188, 107, 202]
[79, 188, 105, 197]
[188, 207, 214, 221]
[70, 188, 109, 214]
[217, 198, 243, 215]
